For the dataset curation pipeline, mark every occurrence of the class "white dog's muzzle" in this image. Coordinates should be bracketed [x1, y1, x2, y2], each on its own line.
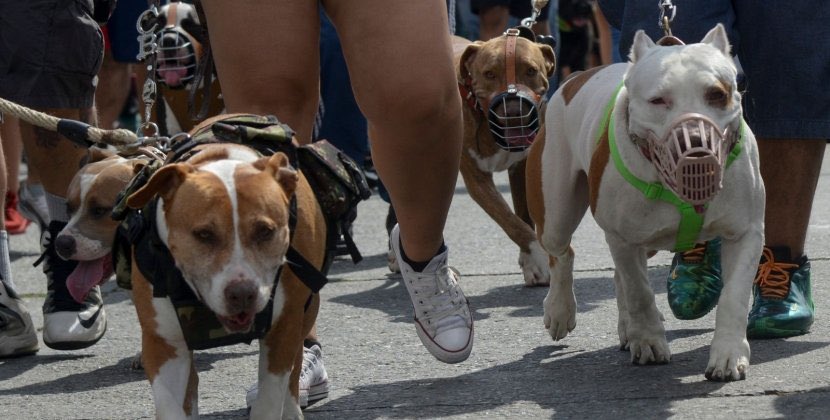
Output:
[640, 113, 738, 205]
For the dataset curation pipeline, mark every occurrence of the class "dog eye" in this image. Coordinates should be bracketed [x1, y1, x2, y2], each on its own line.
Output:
[253, 224, 275, 243]
[526, 67, 538, 76]
[649, 97, 667, 106]
[90, 206, 111, 218]
[705, 88, 728, 106]
[484, 70, 496, 79]
[193, 228, 217, 245]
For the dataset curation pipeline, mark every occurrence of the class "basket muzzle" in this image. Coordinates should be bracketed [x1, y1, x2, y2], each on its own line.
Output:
[485, 85, 542, 151]
[156, 3, 202, 89]
[647, 113, 737, 205]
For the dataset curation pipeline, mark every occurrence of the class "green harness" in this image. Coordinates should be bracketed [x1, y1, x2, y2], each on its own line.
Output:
[600, 82, 745, 251]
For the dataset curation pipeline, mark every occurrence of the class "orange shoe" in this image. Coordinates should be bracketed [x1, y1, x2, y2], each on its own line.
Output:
[5, 191, 31, 235]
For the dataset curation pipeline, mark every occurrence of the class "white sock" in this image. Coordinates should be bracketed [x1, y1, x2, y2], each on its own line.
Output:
[0, 230, 15, 290]
[45, 191, 69, 223]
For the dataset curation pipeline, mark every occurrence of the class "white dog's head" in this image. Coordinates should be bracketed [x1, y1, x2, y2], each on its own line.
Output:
[624, 24, 743, 204]
[625, 23, 741, 144]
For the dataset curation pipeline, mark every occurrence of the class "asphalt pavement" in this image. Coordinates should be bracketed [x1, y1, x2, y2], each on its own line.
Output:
[2, 150, 830, 419]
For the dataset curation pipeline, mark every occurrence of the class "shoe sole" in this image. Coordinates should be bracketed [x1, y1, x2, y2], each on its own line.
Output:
[0, 338, 39, 358]
[43, 320, 107, 350]
[301, 381, 330, 409]
[747, 327, 811, 339]
[415, 321, 473, 364]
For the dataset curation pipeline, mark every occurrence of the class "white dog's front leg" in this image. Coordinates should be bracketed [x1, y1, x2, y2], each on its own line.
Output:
[611, 270, 630, 350]
[543, 246, 577, 340]
[519, 240, 551, 286]
[606, 234, 670, 364]
[250, 343, 300, 420]
[706, 230, 762, 381]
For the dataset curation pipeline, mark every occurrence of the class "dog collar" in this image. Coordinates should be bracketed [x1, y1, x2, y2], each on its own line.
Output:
[600, 82, 745, 252]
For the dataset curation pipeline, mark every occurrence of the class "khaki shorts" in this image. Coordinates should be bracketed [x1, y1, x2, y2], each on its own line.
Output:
[0, 0, 103, 109]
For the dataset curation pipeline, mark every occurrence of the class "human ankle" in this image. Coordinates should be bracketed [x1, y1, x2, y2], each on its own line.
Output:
[399, 238, 447, 272]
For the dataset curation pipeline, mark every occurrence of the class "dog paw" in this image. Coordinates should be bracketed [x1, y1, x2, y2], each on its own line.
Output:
[543, 289, 576, 340]
[628, 337, 671, 365]
[705, 337, 750, 381]
[519, 243, 551, 287]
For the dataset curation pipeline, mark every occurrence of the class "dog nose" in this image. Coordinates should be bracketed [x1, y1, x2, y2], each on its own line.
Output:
[224, 280, 258, 312]
[54, 235, 76, 259]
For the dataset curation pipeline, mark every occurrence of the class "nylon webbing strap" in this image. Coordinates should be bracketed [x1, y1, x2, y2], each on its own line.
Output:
[601, 82, 745, 252]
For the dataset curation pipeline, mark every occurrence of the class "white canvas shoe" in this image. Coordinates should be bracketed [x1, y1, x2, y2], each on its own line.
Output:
[390, 224, 473, 363]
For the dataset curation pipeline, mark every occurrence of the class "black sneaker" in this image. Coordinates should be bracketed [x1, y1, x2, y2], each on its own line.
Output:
[36, 221, 106, 350]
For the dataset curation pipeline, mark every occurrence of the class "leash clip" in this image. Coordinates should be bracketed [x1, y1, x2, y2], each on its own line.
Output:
[658, 0, 676, 37]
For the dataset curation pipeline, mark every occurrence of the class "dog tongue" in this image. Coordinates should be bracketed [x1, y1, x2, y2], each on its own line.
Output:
[67, 254, 113, 303]
[504, 129, 536, 147]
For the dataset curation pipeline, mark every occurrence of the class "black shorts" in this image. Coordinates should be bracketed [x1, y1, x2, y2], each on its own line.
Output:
[471, 0, 552, 20]
[0, 0, 103, 109]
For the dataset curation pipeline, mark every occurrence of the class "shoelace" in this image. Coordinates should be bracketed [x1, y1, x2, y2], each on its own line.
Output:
[680, 243, 707, 263]
[754, 247, 798, 299]
[407, 266, 467, 332]
[300, 347, 320, 387]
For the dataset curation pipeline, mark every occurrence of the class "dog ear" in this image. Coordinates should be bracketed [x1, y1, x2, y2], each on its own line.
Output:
[126, 163, 194, 209]
[701, 23, 731, 56]
[257, 152, 298, 197]
[629, 30, 656, 63]
[538, 44, 557, 78]
[459, 42, 483, 82]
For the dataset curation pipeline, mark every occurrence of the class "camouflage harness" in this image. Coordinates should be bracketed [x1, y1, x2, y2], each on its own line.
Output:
[112, 115, 331, 350]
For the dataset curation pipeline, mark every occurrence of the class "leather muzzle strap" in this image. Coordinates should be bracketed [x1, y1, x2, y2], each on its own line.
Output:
[504, 29, 519, 88]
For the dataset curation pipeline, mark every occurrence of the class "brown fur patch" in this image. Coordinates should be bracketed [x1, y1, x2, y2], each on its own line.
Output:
[266, 173, 325, 376]
[588, 124, 611, 214]
[163, 172, 235, 281]
[560, 65, 608, 105]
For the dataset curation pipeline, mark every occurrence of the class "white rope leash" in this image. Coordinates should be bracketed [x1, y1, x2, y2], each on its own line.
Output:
[0, 96, 139, 147]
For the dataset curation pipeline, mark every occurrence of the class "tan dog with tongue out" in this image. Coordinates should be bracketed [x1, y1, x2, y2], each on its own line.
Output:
[56, 150, 147, 303]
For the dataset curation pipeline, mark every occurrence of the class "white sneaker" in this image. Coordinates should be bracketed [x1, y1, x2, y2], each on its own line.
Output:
[246, 343, 330, 409]
[39, 221, 107, 350]
[0, 279, 39, 357]
[390, 224, 473, 364]
[298, 343, 329, 407]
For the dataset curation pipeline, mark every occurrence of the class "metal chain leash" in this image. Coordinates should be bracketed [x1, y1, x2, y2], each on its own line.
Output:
[521, 0, 550, 28]
[658, 0, 677, 37]
[135, 1, 185, 153]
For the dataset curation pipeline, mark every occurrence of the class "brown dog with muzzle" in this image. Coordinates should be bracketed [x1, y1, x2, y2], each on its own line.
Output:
[152, 1, 224, 132]
[441, 29, 555, 286]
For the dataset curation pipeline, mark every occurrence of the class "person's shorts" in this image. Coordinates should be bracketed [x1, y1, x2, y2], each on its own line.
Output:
[598, 0, 830, 139]
[0, 0, 103, 109]
[471, 0, 552, 21]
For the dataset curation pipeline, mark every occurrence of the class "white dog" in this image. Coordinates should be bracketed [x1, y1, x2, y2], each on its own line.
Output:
[525, 24, 765, 381]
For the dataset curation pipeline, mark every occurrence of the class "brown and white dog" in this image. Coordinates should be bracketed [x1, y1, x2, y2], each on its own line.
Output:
[452, 30, 555, 286]
[527, 25, 764, 380]
[56, 149, 147, 304]
[124, 115, 326, 418]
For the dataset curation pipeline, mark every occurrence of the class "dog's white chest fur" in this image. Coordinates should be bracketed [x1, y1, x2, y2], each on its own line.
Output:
[467, 147, 528, 173]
